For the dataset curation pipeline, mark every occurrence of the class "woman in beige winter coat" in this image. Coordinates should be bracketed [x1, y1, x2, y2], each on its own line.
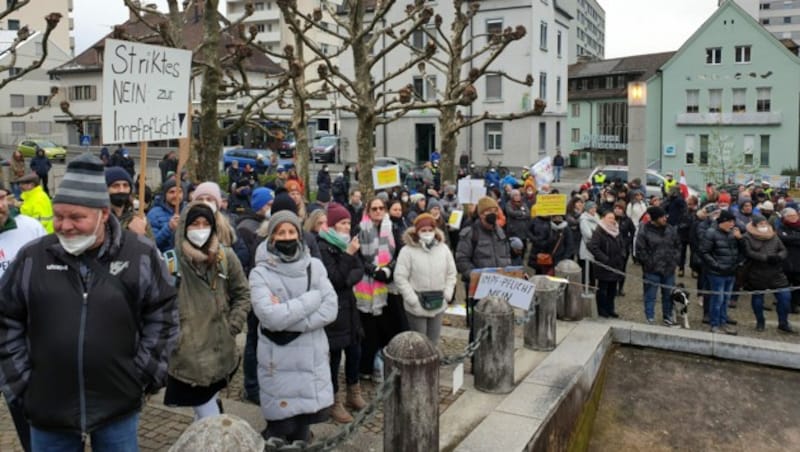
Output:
[393, 213, 457, 345]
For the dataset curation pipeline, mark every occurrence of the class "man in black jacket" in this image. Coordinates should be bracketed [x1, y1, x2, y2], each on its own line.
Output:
[635, 206, 680, 325]
[0, 154, 179, 450]
[698, 209, 742, 335]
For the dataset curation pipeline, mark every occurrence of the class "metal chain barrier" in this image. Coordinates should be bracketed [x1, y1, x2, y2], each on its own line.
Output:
[263, 368, 400, 452]
[440, 324, 491, 367]
[587, 258, 800, 296]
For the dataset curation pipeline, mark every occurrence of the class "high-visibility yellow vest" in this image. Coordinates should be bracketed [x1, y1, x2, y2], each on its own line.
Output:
[664, 178, 678, 192]
[593, 173, 606, 185]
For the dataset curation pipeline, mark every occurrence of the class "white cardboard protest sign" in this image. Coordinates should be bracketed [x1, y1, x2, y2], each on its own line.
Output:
[102, 39, 192, 144]
[372, 165, 401, 189]
[531, 156, 554, 186]
[473, 272, 536, 311]
[457, 177, 485, 205]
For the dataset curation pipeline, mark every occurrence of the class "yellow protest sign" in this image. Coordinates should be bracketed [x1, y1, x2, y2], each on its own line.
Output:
[533, 194, 567, 217]
[372, 165, 401, 189]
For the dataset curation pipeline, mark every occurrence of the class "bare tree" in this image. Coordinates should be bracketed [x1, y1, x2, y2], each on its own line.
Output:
[0, 2, 62, 116]
[59, 0, 289, 182]
[410, 0, 543, 182]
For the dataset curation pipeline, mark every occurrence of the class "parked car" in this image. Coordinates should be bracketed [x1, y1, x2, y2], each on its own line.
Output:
[277, 131, 296, 158]
[311, 135, 339, 163]
[17, 139, 67, 161]
[588, 165, 699, 199]
[222, 148, 294, 174]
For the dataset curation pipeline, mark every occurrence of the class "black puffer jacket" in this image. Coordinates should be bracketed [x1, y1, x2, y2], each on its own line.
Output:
[777, 220, 800, 274]
[698, 223, 742, 276]
[528, 223, 575, 270]
[742, 224, 788, 290]
[635, 222, 680, 276]
[318, 236, 364, 350]
[505, 201, 531, 241]
[689, 211, 712, 271]
[587, 226, 626, 282]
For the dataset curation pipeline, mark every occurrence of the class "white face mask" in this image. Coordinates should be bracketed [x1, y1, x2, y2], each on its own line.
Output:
[263, 208, 271, 220]
[337, 231, 351, 243]
[757, 226, 769, 233]
[419, 232, 436, 244]
[57, 211, 103, 256]
[187, 228, 212, 248]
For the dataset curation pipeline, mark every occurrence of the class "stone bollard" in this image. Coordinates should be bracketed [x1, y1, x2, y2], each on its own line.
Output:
[524, 275, 559, 351]
[473, 296, 514, 394]
[556, 259, 584, 321]
[383, 331, 440, 452]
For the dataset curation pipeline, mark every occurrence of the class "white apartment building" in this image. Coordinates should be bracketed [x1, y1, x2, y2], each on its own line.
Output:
[226, 0, 342, 134]
[0, 31, 71, 145]
[560, 0, 604, 63]
[726, 0, 800, 42]
[335, 0, 571, 168]
[3, 0, 74, 56]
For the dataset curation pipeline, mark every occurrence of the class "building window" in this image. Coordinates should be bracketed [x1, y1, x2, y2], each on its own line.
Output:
[557, 30, 562, 58]
[424, 75, 436, 100]
[686, 89, 699, 113]
[254, 2, 264, 10]
[411, 29, 426, 49]
[539, 22, 548, 50]
[320, 43, 330, 55]
[734, 45, 751, 63]
[761, 2, 771, 9]
[556, 76, 562, 104]
[255, 23, 265, 32]
[486, 19, 503, 42]
[8, 19, 19, 30]
[685, 135, 696, 164]
[571, 128, 580, 143]
[68, 85, 96, 101]
[760, 135, 770, 166]
[556, 121, 561, 147]
[485, 122, 503, 152]
[732, 88, 746, 113]
[784, 16, 792, 24]
[10, 94, 23, 108]
[37, 95, 49, 106]
[8, 67, 21, 76]
[539, 72, 547, 100]
[486, 74, 502, 100]
[708, 89, 722, 113]
[11, 121, 24, 135]
[571, 103, 580, 117]
[762, 18, 770, 24]
[706, 47, 722, 64]
[538, 122, 546, 152]
[757, 87, 771, 112]
[38, 121, 51, 135]
[699, 134, 709, 165]
[744, 135, 755, 165]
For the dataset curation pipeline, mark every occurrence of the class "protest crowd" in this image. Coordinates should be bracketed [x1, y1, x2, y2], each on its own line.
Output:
[0, 147, 798, 450]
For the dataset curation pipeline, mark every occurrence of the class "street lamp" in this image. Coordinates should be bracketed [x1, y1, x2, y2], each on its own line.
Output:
[627, 81, 647, 190]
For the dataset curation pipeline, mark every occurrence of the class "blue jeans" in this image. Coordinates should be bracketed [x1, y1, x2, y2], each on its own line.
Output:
[751, 289, 791, 327]
[708, 275, 734, 328]
[243, 311, 260, 403]
[554, 165, 563, 181]
[643, 273, 675, 321]
[30, 412, 138, 452]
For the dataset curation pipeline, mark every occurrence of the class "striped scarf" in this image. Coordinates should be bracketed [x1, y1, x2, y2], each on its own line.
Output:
[355, 214, 395, 315]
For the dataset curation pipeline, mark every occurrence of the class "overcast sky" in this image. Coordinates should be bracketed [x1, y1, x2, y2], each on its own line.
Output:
[73, 0, 721, 58]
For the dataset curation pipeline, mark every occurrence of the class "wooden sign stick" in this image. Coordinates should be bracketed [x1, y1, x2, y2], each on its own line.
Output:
[138, 141, 148, 216]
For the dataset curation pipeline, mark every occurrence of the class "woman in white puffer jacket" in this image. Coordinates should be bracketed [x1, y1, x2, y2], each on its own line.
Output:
[393, 213, 457, 345]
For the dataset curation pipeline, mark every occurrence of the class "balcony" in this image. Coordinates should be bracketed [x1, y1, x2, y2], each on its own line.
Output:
[675, 111, 782, 126]
[249, 9, 281, 22]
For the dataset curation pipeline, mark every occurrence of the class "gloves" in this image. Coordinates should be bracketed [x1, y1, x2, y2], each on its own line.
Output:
[372, 267, 391, 283]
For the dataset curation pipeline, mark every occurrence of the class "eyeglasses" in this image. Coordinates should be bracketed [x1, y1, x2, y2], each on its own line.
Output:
[370, 206, 385, 212]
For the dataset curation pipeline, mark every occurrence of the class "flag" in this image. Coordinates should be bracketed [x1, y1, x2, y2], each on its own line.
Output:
[679, 169, 690, 199]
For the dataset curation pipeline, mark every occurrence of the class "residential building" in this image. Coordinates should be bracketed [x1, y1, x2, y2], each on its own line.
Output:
[561, 0, 605, 63]
[725, 0, 800, 43]
[567, 51, 674, 169]
[49, 1, 283, 146]
[4, 0, 74, 56]
[648, 0, 800, 186]
[226, 0, 342, 134]
[0, 30, 71, 145]
[336, 0, 571, 168]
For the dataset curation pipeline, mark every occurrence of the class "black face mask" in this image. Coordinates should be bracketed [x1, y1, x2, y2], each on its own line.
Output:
[274, 239, 299, 256]
[484, 213, 498, 225]
[109, 193, 130, 207]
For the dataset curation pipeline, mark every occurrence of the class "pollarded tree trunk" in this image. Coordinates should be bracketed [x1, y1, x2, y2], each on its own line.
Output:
[196, 0, 223, 182]
[356, 106, 376, 199]
[439, 106, 459, 183]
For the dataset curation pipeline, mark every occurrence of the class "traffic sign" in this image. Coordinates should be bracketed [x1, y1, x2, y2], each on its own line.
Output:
[102, 39, 192, 144]
[80, 135, 91, 146]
